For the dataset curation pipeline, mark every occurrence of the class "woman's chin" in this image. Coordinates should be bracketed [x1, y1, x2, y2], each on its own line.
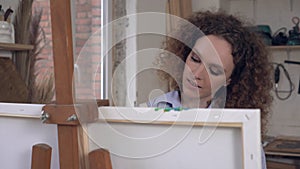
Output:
[182, 89, 201, 100]
[182, 88, 212, 101]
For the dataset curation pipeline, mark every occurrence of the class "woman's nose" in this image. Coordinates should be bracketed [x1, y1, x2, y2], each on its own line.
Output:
[193, 62, 207, 80]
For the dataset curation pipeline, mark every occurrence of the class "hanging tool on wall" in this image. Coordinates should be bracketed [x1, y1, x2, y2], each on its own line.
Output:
[273, 63, 295, 100]
[284, 60, 300, 94]
[272, 27, 288, 45]
[287, 17, 300, 45]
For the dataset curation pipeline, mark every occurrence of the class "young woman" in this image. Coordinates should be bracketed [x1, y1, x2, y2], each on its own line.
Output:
[148, 11, 273, 169]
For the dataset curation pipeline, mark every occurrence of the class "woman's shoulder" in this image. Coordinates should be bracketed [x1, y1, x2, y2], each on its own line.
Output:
[147, 90, 181, 108]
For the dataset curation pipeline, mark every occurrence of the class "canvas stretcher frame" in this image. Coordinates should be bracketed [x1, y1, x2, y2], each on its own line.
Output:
[86, 107, 262, 169]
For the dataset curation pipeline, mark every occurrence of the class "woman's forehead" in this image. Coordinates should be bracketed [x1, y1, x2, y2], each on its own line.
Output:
[192, 35, 234, 71]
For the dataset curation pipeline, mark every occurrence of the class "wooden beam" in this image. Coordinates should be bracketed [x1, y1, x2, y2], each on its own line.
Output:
[0, 42, 34, 51]
[42, 103, 100, 125]
[49, 0, 81, 169]
[50, 0, 74, 104]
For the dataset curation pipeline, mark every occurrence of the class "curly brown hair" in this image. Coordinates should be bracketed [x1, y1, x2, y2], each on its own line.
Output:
[156, 11, 273, 135]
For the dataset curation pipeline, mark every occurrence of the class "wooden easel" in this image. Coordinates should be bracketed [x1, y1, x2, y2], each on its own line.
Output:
[34, 1, 194, 168]
[30, 1, 111, 169]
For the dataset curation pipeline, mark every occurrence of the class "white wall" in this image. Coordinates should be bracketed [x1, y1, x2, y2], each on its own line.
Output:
[228, 0, 300, 29]
[192, 0, 230, 12]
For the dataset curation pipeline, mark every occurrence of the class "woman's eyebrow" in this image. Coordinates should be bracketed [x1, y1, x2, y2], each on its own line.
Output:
[191, 50, 200, 56]
[192, 50, 202, 58]
[192, 49, 229, 73]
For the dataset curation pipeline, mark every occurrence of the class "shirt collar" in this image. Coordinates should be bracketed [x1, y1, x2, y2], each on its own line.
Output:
[154, 90, 182, 108]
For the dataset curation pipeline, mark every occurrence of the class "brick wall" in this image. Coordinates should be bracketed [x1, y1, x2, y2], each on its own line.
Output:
[33, 0, 102, 100]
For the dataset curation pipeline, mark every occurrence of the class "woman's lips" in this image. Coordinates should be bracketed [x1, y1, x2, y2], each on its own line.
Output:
[187, 78, 201, 88]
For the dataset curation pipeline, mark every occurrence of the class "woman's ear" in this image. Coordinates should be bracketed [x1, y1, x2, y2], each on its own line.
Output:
[226, 78, 231, 86]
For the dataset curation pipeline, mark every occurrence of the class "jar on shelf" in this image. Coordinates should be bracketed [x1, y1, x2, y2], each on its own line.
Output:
[0, 21, 14, 43]
[0, 21, 15, 59]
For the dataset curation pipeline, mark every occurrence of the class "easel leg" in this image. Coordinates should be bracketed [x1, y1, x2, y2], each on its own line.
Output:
[89, 149, 113, 169]
[31, 143, 52, 169]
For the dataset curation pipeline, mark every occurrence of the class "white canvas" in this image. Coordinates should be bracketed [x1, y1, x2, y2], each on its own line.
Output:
[0, 103, 59, 169]
[86, 107, 262, 169]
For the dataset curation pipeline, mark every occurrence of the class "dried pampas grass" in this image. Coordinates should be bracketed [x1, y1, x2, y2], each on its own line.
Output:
[13, 0, 54, 103]
[13, 0, 33, 85]
[28, 8, 54, 104]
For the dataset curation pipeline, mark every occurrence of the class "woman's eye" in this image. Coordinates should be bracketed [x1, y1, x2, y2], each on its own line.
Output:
[209, 65, 223, 76]
[191, 53, 201, 63]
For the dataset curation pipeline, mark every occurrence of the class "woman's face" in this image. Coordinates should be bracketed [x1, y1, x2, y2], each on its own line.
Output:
[182, 35, 235, 103]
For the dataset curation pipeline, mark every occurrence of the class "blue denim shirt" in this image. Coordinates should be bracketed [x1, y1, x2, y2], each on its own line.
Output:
[147, 90, 267, 169]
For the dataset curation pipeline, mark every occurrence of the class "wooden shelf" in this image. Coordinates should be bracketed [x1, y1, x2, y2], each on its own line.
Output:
[0, 42, 34, 51]
[268, 45, 300, 50]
